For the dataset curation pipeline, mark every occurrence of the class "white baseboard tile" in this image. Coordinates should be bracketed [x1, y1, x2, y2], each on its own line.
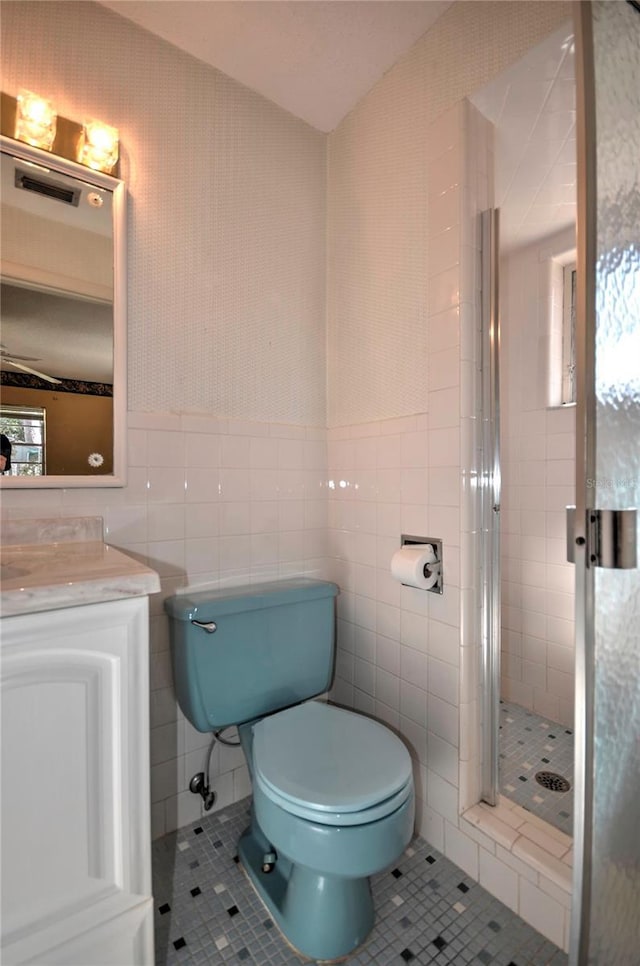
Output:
[426, 769, 458, 819]
[444, 820, 479, 879]
[538, 873, 573, 911]
[478, 847, 519, 913]
[518, 878, 566, 949]
[165, 789, 205, 835]
[417, 804, 445, 852]
[512, 836, 572, 892]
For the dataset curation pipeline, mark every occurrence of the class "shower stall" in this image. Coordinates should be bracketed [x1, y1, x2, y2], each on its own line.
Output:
[479, 2, 640, 963]
[475, 22, 579, 833]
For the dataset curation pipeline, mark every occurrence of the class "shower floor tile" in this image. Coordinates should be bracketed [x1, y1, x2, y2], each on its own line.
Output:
[153, 796, 567, 965]
[499, 700, 574, 837]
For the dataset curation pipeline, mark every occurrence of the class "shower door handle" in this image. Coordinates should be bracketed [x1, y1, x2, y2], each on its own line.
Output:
[566, 505, 637, 568]
[588, 508, 637, 568]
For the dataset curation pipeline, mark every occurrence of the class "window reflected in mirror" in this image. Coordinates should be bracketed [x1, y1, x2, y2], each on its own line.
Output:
[0, 405, 45, 475]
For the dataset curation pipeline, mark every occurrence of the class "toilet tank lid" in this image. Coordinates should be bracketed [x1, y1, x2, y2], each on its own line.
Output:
[164, 577, 339, 622]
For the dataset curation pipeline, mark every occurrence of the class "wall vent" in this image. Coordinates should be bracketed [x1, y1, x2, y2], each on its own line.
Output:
[15, 168, 81, 206]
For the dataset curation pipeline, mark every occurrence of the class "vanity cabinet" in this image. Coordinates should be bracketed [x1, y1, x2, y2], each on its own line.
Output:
[1, 595, 154, 965]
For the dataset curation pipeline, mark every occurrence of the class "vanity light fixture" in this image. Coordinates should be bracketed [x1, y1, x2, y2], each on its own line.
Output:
[77, 119, 119, 173]
[14, 89, 57, 150]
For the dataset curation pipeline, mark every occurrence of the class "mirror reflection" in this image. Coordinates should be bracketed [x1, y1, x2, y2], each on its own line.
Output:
[0, 144, 118, 479]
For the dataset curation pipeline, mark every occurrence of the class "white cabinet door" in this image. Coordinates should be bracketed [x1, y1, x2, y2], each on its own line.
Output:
[32, 898, 154, 966]
[1, 597, 153, 965]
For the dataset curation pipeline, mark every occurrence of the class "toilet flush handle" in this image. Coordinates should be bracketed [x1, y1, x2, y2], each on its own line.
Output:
[191, 619, 217, 633]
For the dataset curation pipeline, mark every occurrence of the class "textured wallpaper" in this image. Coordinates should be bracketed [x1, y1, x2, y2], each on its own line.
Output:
[327, 0, 572, 426]
[1, 1, 327, 423]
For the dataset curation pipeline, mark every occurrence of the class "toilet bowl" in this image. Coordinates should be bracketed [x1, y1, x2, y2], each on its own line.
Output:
[164, 578, 416, 961]
[237, 701, 414, 960]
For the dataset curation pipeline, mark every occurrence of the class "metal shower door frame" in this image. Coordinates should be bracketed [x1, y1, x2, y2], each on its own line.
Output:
[571, 5, 596, 959]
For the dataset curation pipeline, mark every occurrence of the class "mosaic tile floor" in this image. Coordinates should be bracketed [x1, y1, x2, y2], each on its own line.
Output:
[153, 797, 567, 966]
[499, 701, 574, 837]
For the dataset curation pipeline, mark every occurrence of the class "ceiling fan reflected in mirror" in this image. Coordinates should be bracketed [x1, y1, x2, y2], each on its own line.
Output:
[0, 344, 62, 384]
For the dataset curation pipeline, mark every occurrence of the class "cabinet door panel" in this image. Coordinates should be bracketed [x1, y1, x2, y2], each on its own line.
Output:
[30, 898, 154, 966]
[2, 655, 117, 935]
[1, 597, 151, 959]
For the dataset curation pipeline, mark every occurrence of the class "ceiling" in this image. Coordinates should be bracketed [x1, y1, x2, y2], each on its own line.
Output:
[470, 24, 576, 252]
[98, 0, 453, 132]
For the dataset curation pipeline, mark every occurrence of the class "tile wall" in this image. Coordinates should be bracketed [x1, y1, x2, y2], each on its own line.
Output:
[326, 101, 572, 952]
[327, 99, 472, 839]
[327, 95, 479, 911]
[1, 411, 330, 838]
[327, 410, 464, 837]
[500, 227, 576, 727]
[138, 413, 330, 838]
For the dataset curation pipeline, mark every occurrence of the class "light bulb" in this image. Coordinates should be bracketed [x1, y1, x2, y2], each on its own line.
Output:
[77, 119, 119, 173]
[15, 89, 57, 150]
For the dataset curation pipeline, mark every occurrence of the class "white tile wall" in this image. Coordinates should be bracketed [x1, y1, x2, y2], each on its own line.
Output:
[1, 411, 330, 838]
[500, 227, 576, 727]
[326, 101, 571, 951]
[327, 407, 454, 814]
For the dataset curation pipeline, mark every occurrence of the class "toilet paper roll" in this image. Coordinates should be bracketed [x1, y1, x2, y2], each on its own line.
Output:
[391, 544, 440, 590]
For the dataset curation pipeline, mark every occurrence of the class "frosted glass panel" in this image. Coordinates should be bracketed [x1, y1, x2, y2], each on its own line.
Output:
[590, 1, 640, 962]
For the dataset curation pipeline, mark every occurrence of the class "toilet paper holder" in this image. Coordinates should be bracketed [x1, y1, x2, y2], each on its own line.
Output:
[401, 534, 443, 594]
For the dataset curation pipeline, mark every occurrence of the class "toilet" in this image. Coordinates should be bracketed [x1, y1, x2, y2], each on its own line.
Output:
[165, 578, 415, 962]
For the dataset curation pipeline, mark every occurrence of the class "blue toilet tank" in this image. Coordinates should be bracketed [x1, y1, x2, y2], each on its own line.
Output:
[164, 578, 340, 732]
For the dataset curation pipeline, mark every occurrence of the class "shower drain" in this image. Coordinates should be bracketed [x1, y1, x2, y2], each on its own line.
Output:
[535, 771, 571, 793]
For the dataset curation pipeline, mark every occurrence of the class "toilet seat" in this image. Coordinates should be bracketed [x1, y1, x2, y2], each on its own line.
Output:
[252, 701, 413, 827]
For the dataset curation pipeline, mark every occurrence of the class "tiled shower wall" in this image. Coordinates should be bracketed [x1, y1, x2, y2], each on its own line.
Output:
[500, 228, 576, 727]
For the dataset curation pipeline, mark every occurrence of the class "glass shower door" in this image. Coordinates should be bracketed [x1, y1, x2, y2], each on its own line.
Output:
[572, 1, 640, 962]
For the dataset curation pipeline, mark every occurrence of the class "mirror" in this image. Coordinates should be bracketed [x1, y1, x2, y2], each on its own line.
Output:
[0, 134, 126, 487]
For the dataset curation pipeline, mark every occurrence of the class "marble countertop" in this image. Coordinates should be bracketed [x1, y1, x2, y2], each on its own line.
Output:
[1, 540, 161, 618]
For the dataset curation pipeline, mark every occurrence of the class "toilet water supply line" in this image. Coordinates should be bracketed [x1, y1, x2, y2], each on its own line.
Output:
[189, 726, 241, 811]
